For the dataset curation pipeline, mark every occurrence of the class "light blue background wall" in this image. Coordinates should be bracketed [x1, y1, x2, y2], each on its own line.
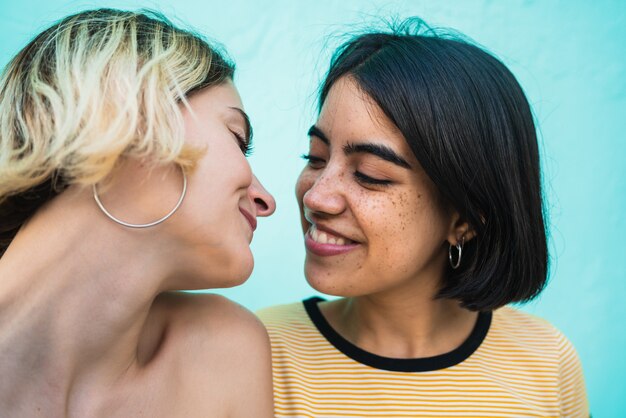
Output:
[2, 0, 624, 414]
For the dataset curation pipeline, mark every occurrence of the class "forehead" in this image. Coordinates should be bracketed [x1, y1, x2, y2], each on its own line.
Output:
[186, 79, 243, 114]
[317, 77, 408, 150]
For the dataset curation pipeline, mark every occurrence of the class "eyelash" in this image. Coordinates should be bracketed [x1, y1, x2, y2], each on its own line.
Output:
[233, 132, 252, 157]
[301, 154, 392, 187]
[353, 171, 392, 186]
[301, 153, 324, 167]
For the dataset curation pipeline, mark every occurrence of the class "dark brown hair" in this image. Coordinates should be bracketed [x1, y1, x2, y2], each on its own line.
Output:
[319, 20, 548, 311]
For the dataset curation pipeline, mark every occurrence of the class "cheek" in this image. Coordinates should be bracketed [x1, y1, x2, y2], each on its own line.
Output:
[181, 151, 250, 233]
[367, 192, 447, 265]
[295, 169, 315, 206]
[365, 195, 411, 249]
[199, 143, 252, 190]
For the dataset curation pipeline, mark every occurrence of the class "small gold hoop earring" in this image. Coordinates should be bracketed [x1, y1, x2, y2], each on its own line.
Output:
[449, 236, 465, 269]
[93, 166, 187, 229]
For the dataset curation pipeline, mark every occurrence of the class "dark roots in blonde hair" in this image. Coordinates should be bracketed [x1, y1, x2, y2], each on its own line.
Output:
[0, 8, 235, 257]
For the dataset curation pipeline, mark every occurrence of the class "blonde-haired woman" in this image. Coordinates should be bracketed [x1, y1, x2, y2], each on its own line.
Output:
[0, 9, 275, 417]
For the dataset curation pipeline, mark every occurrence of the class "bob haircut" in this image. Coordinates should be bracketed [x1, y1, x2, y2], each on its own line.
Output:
[0, 8, 234, 257]
[319, 20, 548, 311]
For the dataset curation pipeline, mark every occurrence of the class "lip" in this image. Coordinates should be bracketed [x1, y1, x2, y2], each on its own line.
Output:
[304, 225, 360, 257]
[239, 207, 257, 232]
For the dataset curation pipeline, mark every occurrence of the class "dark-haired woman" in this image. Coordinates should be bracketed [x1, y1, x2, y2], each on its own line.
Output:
[259, 22, 588, 417]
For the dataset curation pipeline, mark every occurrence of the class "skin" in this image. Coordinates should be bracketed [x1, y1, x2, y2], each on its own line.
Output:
[296, 76, 478, 359]
[0, 80, 275, 417]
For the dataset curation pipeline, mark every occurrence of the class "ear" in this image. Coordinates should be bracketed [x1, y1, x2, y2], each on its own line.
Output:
[446, 210, 477, 246]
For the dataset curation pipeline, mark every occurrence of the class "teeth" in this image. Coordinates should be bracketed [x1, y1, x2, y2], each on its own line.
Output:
[308, 224, 352, 246]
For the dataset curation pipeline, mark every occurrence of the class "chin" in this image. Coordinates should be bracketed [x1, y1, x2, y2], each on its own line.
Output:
[224, 267, 254, 288]
[304, 263, 362, 297]
[219, 250, 255, 288]
[182, 246, 254, 289]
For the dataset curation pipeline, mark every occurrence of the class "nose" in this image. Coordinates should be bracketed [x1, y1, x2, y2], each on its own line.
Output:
[301, 167, 346, 217]
[249, 175, 276, 217]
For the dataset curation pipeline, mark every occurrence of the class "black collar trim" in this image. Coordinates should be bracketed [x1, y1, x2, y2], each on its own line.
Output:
[303, 296, 492, 373]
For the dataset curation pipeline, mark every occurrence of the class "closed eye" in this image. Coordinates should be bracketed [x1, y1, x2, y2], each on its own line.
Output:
[301, 154, 325, 168]
[228, 107, 253, 156]
[354, 171, 392, 186]
[233, 131, 253, 156]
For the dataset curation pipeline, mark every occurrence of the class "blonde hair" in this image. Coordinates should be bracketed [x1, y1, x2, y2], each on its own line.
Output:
[0, 8, 234, 255]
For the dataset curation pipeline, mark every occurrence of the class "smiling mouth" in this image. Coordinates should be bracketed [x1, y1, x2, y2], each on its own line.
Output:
[308, 224, 356, 246]
[239, 208, 257, 232]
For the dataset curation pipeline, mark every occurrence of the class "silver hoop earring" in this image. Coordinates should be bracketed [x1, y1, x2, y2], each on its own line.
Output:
[93, 167, 187, 229]
[449, 236, 465, 269]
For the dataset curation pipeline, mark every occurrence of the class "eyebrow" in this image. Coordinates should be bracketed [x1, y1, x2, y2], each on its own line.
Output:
[307, 124, 411, 169]
[308, 125, 329, 144]
[229, 107, 253, 142]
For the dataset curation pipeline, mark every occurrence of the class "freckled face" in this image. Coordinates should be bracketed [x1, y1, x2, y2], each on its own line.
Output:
[295, 77, 453, 297]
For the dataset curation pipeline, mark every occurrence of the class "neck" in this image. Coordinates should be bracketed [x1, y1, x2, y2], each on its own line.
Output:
[323, 276, 478, 359]
[0, 186, 173, 414]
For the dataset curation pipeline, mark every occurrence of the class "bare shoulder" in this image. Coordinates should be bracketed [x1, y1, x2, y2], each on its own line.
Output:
[156, 292, 270, 360]
[155, 292, 273, 417]
[165, 292, 267, 334]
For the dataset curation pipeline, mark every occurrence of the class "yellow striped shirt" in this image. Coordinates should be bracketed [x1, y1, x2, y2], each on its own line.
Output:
[258, 297, 588, 417]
